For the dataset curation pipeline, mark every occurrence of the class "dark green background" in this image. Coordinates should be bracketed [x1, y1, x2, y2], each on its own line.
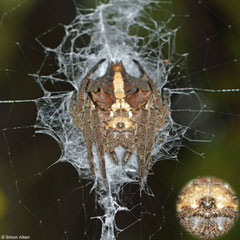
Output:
[0, 0, 239, 239]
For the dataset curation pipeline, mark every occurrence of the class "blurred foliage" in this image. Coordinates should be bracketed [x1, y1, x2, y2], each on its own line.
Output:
[0, 188, 8, 232]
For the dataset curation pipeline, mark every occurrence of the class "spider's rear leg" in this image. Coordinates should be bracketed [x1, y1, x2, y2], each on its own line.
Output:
[105, 133, 119, 165]
[122, 136, 137, 165]
[122, 150, 132, 165]
[108, 151, 118, 165]
[122, 147, 137, 165]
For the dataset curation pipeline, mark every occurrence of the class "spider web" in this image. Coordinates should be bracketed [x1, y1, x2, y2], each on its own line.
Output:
[0, 0, 240, 239]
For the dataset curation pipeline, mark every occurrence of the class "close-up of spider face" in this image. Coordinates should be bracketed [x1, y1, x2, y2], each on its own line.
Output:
[176, 177, 239, 239]
[70, 59, 168, 187]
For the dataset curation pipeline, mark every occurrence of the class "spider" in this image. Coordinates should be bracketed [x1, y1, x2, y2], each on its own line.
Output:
[70, 59, 168, 187]
[176, 177, 238, 239]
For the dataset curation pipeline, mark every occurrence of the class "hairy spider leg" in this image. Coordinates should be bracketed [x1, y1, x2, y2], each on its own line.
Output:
[70, 59, 106, 180]
[108, 151, 119, 165]
[70, 94, 96, 178]
[106, 142, 119, 165]
[76, 59, 105, 113]
[122, 134, 138, 165]
[82, 103, 95, 178]
[132, 60, 170, 186]
[105, 131, 137, 165]
[156, 93, 168, 129]
[133, 59, 165, 112]
[146, 75, 164, 112]
[145, 108, 157, 176]
[70, 92, 83, 128]
[91, 109, 108, 186]
[145, 92, 168, 175]
[138, 109, 149, 187]
[104, 131, 119, 165]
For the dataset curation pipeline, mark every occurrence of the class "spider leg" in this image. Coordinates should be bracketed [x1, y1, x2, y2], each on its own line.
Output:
[71, 95, 95, 178]
[70, 92, 83, 128]
[70, 60, 106, 180]
[122, 135, 137, 165]
[108, 151, 118, 165]
[145, 108, 157, 178]
[82, 106, 95, 178]
[132, 59, 164, 112]
[122, 146, 137, 165]
[145, 92, 168, 180]
[76, 59, 105, 113]
[104, 132, 118, 164]
[146, 75, 163, 112]
[156, 91, 168, 129]
[91, 109, 108, 186]
[138, 109, 148, 187]
[145, 93, 168, 180]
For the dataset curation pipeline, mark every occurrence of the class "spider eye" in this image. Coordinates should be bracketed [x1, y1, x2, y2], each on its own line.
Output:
[200, 196, 215, 209]
[117, 122, 124, 128]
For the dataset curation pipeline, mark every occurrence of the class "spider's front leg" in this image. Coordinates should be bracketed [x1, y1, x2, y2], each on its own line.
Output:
[81, 102, 95, 178]
[138, 109, 149, 187]
[145, 92, 169, 181]
[144, 93, 169, 182]
[76, 59, 105, 114]
[91, 109, 108, 186]
[71, 95, 96, 179]
[70, 92, 83, 129]
[145, 108, 157, 174]
[156, 91, 169, 129]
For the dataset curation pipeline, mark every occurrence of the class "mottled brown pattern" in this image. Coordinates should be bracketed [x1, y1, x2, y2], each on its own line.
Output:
[91, 88, 115, 110]
[70, 59, 169, 187]
[126, 89, 151, 109]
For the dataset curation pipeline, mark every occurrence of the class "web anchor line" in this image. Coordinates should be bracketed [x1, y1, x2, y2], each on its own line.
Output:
[0, 97, 50, 104]
[170, 87, 240, 93]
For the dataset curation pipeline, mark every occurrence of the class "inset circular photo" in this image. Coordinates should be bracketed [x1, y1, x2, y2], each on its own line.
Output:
[176, 177, 238, 239]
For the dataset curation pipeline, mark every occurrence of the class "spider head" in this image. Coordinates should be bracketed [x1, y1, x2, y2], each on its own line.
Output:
[88, 61, 152, 111]
[199, 196, 216, 210]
